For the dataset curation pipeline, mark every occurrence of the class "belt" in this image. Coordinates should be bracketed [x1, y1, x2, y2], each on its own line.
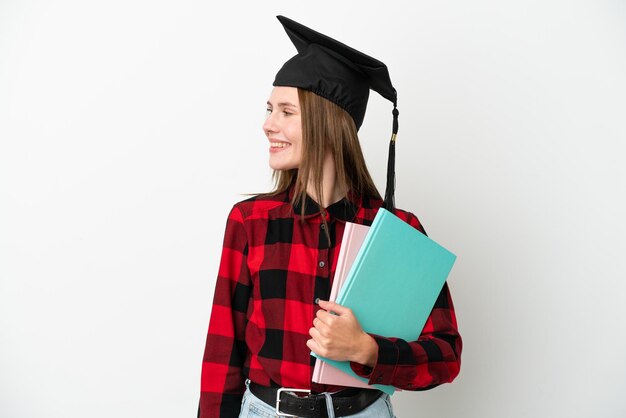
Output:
[249, 381, 382, 417]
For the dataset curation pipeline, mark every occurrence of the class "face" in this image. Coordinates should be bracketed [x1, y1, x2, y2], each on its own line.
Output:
[263, 86, 302, 170]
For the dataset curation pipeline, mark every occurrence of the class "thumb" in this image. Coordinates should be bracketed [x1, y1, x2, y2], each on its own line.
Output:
[317, 299, 350, 315]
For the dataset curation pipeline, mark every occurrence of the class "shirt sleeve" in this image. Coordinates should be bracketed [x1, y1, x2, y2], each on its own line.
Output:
[198, 205, 251, 418]
[349, 212, 462, 390]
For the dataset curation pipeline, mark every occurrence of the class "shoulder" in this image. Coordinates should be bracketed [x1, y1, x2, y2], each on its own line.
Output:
[354, 196, 426, 235]
[393, 207, 426, 235]
[229, 190, 292, 222]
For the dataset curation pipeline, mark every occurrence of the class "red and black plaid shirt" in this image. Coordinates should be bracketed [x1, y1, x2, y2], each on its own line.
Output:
[199, 184, 462, 417]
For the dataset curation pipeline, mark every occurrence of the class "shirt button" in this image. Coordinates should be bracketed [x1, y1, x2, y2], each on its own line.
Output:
[319, 261, 325, 268]
[320, 224, 326, 230]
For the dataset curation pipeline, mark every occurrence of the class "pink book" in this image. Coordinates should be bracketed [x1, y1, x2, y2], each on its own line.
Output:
[311, 222, 374, 389]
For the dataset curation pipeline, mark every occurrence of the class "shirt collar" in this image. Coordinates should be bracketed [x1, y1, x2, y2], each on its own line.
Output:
[288, 182, 361, 222]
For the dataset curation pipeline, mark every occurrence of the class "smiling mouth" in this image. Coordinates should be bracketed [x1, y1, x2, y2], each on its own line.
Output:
[270, 142, 291, 149]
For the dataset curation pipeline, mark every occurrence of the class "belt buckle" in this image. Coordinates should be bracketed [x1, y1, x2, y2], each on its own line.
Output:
[275, 387, 312, 417]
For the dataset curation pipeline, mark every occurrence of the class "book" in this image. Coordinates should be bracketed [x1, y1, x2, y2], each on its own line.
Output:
[312, 222, 373, 389]
[312, 208, 457, 395]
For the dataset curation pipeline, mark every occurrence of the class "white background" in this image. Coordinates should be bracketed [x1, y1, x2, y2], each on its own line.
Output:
[1, 1, 625, 417]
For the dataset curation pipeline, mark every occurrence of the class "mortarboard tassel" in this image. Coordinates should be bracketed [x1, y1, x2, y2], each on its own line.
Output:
[383, 104, 399, 212]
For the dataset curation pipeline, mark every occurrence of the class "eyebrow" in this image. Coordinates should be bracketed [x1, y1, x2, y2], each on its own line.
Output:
[267, 101, 299, 109]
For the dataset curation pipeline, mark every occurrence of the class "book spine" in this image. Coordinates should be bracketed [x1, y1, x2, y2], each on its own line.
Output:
[336, 210, 387, 305]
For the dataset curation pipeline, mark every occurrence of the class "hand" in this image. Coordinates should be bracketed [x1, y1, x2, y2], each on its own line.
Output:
[307, 300, 378, 368]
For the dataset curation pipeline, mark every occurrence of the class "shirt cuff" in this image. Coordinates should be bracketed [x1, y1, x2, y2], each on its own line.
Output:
[349, 334, 399, 386]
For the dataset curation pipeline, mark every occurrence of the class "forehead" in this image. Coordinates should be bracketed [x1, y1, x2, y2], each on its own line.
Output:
[268, 86, 300, 106]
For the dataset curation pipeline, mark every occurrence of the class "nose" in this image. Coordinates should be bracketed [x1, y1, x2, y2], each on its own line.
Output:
[262, 110, 277, 136]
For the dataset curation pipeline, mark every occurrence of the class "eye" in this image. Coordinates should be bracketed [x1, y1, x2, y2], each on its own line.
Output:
[282, 111, 293, 116]
[265, 108, 272, 117]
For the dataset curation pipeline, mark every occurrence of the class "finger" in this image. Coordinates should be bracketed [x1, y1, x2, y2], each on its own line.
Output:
[317, 300, 351, 316]
[313, 318, 328, 332]
[316, 309, 335, 325]
[307, 339, 329, 358]
[309, 326, 322, 340]
[307, 338, 321, 355]
[315, 322, 333, 341]
[310, 326, 330, 343]
[309, 327, 332, 348]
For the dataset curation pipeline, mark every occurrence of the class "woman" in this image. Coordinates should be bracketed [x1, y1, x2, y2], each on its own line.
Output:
[199, 16, 462, 418]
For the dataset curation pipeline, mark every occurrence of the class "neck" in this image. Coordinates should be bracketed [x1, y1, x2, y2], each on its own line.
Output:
[306, 153, 347, 208]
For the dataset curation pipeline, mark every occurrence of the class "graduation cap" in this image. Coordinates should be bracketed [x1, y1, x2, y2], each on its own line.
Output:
[273, 15, 399, 212]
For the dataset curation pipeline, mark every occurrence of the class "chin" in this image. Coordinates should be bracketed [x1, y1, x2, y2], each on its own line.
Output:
[270, 164, 296, 171]
[269, 159, 299, 171]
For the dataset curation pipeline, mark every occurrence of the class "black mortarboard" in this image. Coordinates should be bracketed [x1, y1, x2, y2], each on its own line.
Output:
[273, 15, 399, 211]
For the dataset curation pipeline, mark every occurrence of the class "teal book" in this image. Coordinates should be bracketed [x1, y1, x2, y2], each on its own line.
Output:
[312, 208, 457, 395]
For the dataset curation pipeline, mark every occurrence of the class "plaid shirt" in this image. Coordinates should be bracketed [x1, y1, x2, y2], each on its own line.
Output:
[199, 184, 462, 417]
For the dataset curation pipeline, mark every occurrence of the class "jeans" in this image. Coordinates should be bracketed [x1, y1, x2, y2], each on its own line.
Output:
[238, 382, 396, 418]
